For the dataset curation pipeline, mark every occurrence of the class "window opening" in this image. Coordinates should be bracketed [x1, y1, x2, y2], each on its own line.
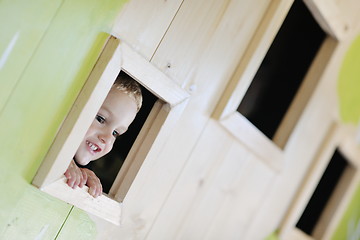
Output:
[296, 149, 351, 236]
[237, 0, 326, 141]
[31, 36, 190, 224]
[87, 71, 157, 193]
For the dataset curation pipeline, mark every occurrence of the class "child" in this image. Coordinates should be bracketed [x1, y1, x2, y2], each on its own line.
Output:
[64, 73, 142, 198]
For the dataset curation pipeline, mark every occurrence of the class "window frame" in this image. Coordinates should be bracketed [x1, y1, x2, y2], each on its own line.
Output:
[32, 35, 189, 225]
[279, 123, 360, 240]
[212, 0, 344, 171]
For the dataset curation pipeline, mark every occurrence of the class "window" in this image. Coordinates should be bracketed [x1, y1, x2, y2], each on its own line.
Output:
[279, 124, 360, 240]
[237, 0, 326, 142]
[296, 149, 354, 238]
[32, 35, 189, 225]
[212, 0, 340, 170]
[86, 73, 158, 194]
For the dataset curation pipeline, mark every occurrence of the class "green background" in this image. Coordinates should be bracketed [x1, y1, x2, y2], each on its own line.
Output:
[0, 0, 125, 239]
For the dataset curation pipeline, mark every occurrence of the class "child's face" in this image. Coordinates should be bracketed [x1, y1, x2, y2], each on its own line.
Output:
[74, 88, 138, 166]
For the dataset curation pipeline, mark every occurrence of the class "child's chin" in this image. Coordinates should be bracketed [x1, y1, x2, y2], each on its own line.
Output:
[74, 158, 89, 166]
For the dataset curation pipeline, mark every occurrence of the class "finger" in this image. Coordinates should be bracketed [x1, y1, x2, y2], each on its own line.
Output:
[67, 173, 76, 188]
[73, 172, 82, 189]
[95, 186, 100, 198]
[93, 177, 102, 197]
[98, 182, 103, 197]
[79, 172, 87, 188]
[64, 169, 71, 179]
[89, 186, 96, 197]
[79, 169, 88, 188]
[65, 174, 74, 188]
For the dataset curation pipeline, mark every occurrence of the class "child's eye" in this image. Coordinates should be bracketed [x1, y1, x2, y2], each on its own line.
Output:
[112, 130, 120, 138]
[95, 115, 105, 124]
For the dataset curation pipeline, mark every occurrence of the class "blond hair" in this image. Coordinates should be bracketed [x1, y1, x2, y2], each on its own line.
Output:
[113, 72, 143, 112]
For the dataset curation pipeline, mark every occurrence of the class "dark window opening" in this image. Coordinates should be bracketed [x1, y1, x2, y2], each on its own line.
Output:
[296, 149, 349, 235]
[237, 0, 326, 141]
[87, 71, 157, 193]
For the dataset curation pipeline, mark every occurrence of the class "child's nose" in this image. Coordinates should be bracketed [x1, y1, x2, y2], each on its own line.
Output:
[98, 132, 112, 144]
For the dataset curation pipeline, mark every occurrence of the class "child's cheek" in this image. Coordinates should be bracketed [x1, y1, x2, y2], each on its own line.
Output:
[104, 144, 114, 157]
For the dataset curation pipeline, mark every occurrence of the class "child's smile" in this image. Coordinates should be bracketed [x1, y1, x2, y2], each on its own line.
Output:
[86, 140, 102, 154]
[74, 89, 138, 166]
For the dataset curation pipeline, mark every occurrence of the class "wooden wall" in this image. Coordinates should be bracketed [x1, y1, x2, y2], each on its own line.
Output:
[1, 0, 360, 239]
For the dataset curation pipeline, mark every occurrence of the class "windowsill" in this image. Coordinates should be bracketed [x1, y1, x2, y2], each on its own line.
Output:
[219, 112, 283, 172]
[41, 177, 122, 225]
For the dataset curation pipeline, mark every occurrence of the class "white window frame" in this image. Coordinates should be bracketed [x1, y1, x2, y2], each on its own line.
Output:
[279, 123, 360, 240]
[212, 0, 346, 171]
[32, 35, 189, 225]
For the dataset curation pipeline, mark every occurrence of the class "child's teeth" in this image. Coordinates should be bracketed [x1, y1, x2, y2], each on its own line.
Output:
[88, 142, 98, 151]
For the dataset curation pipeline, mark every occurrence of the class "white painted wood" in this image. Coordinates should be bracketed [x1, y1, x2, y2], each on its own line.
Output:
[212, 0, 294, 120]
[151, 0, 271, 87]
[304, 0, 350, 40]
[243, 21, 351, 239]
[205, 0, 295, 171]
[121, 43, 189, 107]
[284, 228, 315, 240]
[111, 0, 183, 60]
[42, 177, 122, 225]
[280, 124, 360, 240]
[200, 145, 275, 240]
[220, 112, 283, 171]
[337, 0, 360, 34]
[279, 123, 341, 239]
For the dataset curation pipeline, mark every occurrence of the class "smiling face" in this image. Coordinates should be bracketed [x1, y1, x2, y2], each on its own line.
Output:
[74, 88, 138, 166]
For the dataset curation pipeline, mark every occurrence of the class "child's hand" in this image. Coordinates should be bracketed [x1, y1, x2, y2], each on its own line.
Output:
[80, 168, 103, 198]
[64, 160, 87, 189]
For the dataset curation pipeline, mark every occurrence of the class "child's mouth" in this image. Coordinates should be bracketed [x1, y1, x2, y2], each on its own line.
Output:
[86, 141, 102, 153]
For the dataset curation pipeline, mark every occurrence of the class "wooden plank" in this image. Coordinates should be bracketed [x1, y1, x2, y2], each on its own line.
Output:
[0, 0, 63, 113]
[304, 0, 350, 40]
[54, 207, 97, 240]
[220, 112, 283, 171]
[279, 123, 341, 239]
[42, 177, 122, 225]
[112, 0, 183, 60]
[0, 183, 71, 240]
[336, 0, 360, 34]
[178, 135, 274, 240]
[151, 0, 271, 87]
[212, 0, 294, 120]
[285, 228, 315, 240]
[145, 119, 237, 239]
[121, 43, 190, 107]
